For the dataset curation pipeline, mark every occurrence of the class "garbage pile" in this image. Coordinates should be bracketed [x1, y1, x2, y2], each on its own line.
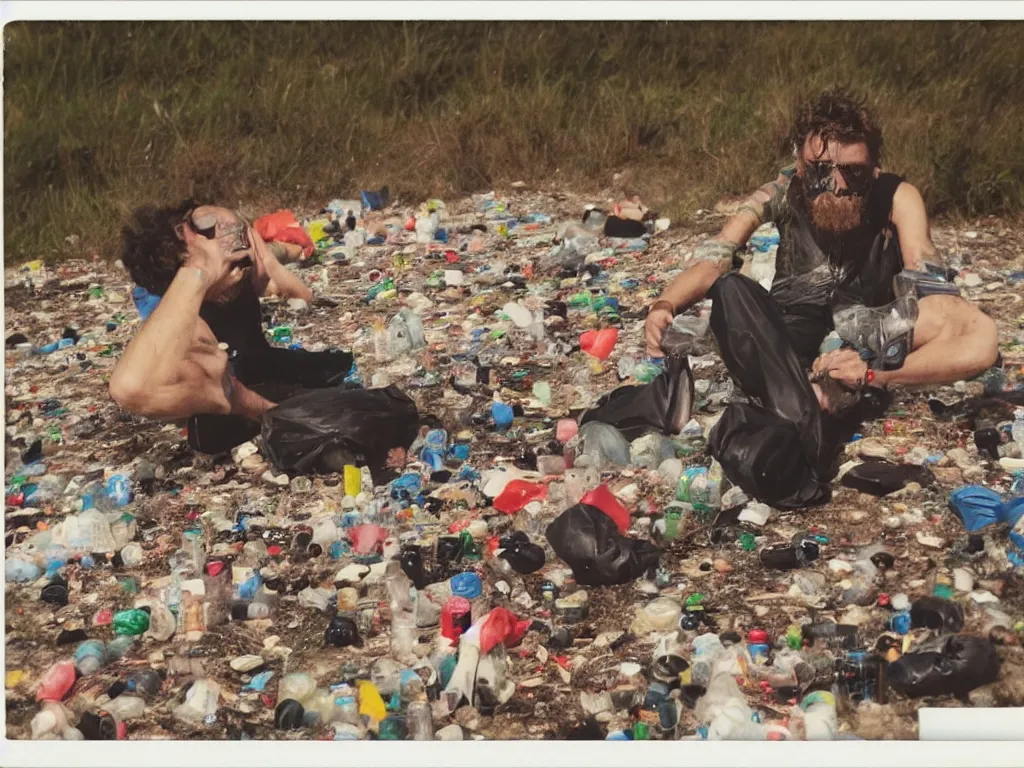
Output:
[5, 189, 1024, 741]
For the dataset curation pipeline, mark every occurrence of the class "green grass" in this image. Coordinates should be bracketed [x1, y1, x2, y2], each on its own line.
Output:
[4, 21, 1024, 264]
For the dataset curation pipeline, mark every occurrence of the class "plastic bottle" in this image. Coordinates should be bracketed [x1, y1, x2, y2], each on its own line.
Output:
[1013, 408, 1024, 454]
[332, 683, 360, 725]
[126, 669, 163, 698]
[407, 700, 434, 740]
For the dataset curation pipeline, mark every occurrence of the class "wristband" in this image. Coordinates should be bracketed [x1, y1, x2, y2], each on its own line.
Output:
[650, 300, 676, 316]
[865, 369, 875, 386]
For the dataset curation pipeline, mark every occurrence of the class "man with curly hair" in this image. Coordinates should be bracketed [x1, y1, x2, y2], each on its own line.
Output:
[109, 202, 354, 455]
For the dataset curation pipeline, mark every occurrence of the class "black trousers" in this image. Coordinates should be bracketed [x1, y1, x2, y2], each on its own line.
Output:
[187, 347, 354, 455]
[706, 274, 888, 509]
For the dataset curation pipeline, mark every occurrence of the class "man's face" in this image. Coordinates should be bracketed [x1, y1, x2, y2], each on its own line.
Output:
[796, 135, 879, 236]
[179, 205, 255, 302]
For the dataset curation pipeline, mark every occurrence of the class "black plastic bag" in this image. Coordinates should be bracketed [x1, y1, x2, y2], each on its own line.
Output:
[706, 274, 830, 509]
[841, 461, 934, 496]
[603, 216, 647, 238]
[498, 532, 546, 574]
[261, 385, 419, 481]
[887, 634, 999, 698]
[545, 504, 660, 586]
[910, 596, 965, 633]
[579, 344, 694, 442]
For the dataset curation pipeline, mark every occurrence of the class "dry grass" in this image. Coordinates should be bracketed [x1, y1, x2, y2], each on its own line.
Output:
[4, 20, 1024, 263]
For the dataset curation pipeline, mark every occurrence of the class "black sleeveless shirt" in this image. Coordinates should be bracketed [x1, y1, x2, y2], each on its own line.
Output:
[769, 172, 905, 320]
[198, 280, 268, 357]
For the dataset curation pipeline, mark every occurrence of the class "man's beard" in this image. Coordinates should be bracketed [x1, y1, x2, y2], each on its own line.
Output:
[807, 189, 865, 236]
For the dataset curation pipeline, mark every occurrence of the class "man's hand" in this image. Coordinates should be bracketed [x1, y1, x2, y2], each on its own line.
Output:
[181, 221, 251, 293]
[813, 348, 869, 389]
[644, 302, 674, 358]
[250, 226, 314, 302]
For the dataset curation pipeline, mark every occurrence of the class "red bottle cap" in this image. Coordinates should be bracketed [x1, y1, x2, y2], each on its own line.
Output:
[747, 628, 768, 643]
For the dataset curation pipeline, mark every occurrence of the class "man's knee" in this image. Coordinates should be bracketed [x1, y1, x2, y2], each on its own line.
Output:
[707, 271, 763, 302]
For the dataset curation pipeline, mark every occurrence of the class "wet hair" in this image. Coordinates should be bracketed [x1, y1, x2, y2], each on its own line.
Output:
[120, 199, 197, 296]
[790, 88, 883, 166]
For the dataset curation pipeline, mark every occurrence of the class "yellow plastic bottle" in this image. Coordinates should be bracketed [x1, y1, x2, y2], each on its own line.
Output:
[343, 466, 362, 498]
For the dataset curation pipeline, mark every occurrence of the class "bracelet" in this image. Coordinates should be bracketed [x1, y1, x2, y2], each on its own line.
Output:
[650, 300, 676, 316]
[865, 369, 875, 385]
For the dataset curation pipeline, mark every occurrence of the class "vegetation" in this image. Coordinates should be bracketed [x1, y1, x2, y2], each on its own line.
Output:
[5, 21, 1024, 263]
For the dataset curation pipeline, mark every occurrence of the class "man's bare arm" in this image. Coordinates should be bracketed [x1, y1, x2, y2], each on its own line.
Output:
[250, 227, 313, 302]
[109, 266, 234, 416]
[891, 182, 938, 272]
[874, 294, 998, 388]
[656, 174, 786, 312]
[110, 229, 278, 422]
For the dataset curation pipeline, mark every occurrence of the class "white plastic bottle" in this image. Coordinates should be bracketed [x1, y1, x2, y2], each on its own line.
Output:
[1012, 408, 1024, 454]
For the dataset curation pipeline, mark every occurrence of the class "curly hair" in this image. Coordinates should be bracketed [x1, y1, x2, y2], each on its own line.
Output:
[120, 198, 197, 296]
[789, 88, 883, 165]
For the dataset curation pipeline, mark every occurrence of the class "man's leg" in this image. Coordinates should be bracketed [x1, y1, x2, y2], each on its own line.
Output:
[708, 273, 823, 455]
[233, 347, 355, 392]
[186, 348, 355, 456]
[706, 273, 829, 508]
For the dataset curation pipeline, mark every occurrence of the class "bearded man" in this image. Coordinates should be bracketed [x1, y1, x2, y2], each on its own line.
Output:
[639, 89, 997, 508]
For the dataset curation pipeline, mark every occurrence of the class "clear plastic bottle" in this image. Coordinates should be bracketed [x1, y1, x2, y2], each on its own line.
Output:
[407, 700, 434, 740]
[1012, 408, 1024, 454]
[332, 683, 360, 725]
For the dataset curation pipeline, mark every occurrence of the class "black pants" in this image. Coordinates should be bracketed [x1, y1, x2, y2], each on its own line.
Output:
[706, 274, 887, 509]
[187, 347, 354, 455]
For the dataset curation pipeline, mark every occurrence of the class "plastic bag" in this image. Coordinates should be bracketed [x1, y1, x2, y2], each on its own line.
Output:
[841, 461, 934, 496]
[254, 210, 315, 258]
[492, 480, 548, 514]
[260, 386, 419, 482]
[579, 352, 694, 441]
[545, 503, 660, 586]
[478, 607, 530, 655]
[949, 485, 1024, 532]
[887, 634, 999, 698]
[497, 532, 546, 574]
[910, 597, 965, 633]
[706, 274, 829, 509]
[579, 484, 630, 534]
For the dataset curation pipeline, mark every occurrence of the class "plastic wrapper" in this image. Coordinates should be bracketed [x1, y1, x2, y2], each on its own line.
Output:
[545, 503, 660, 586]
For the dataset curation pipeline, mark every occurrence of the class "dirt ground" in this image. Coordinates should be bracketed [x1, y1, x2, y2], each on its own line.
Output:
[4, 190, 1024, 741]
